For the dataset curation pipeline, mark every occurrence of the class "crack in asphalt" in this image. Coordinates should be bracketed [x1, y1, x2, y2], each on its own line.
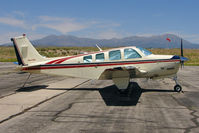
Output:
[0, 92, 16, 99]
[51, 91, 89, 122]
[171, 95, 199, 133]
[0, 91, 67, 124]
[51, 101, 83, 122]
[185, 109, 199, 133]
[50, 100, 156, 124]
[0, 79, 90, 124]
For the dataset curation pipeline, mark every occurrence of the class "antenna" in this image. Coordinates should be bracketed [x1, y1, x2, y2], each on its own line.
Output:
[96, 44, 102, 51]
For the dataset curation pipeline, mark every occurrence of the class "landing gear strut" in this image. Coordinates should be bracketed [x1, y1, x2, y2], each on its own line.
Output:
[173, 76, 182, 92]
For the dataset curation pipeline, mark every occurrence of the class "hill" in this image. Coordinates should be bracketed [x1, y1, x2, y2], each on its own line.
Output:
[3, 34, 199, 48]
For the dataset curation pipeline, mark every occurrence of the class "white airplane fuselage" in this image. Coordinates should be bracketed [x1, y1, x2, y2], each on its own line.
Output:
[22, 47, 180, 80]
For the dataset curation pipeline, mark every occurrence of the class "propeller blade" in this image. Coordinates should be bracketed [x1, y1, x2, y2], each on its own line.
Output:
[181, 61, 184, 69]
[180, 38, 184, 68]
[181, 38, 183, 57]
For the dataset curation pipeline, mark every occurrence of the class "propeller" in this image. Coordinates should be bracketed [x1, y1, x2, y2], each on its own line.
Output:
[180, 38, 188, 68]
[180, 38, 184, 68]
[181, 38, 183, 57]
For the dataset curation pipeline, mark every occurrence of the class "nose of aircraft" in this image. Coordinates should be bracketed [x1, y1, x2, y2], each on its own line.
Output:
[171, 55, 188, 62]
[180, 56, 189, 62]
[171, 55, 189, 68]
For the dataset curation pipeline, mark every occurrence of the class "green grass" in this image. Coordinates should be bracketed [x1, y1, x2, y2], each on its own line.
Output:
[0, 46, 17, 62]
[0, 46, 198, 66]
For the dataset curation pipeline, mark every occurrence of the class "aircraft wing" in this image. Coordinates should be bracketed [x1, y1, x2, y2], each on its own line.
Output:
[98, 66, 147, 80]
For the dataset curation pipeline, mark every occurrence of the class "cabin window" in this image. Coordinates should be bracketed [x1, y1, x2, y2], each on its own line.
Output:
[109, 50, 121, 60]
[136, 47, 152, 56]
[96, 53, 105, 62]
[83, 55, 92, 63]
[124, 48, 141, 59]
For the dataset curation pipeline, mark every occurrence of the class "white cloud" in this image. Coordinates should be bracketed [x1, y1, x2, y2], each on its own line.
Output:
[0, 32, 21, 44]
[26, 33, 46, 41]
[12, 11, 25, 17]
[96, 30, 123, 39]
[39, 16, 73, 22]
[87, 30, 132, 39]
[160, 31, 199, 43]
[135, 32, 199, 44]
[0, 17, 27, 29]
[33, 16, 122, 35]
[36, 23, 86, 34]
[180, 34, 199, 44]
[0, 13, 125, 43]
[33, 16, 88, 34]
[0, 32, 46, 45]
[95, 22, 120, 28]
[135, 33, 155, 37]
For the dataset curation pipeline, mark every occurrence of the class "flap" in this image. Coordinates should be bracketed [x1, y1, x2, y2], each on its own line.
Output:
[98, 66, 147, 80]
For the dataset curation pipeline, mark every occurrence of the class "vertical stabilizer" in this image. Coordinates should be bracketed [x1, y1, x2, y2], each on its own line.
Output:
[11, 34, 46, 66]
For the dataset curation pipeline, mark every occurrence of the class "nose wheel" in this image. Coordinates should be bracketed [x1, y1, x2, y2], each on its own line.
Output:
[173, 76, 182, 92]
[174, 84, 182, 92]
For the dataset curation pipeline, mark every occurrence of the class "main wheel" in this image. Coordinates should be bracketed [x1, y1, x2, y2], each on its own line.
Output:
[174, 85, 182, 92]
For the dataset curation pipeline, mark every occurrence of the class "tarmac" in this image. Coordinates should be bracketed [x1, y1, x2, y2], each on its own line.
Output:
[0, 62, 199, 133]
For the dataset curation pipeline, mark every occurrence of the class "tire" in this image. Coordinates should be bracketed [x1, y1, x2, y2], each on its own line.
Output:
[174, 85, 182, 92]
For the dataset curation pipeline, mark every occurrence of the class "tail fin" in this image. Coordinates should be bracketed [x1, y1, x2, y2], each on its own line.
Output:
[11, 34, 46, 66]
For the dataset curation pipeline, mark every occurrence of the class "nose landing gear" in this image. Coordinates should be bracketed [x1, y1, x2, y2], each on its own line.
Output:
[174, 84, 182, 92]
[173, 76, 182, 92]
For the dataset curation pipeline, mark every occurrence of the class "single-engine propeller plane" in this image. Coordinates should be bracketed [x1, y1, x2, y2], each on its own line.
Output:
[11, 34, 188, 93]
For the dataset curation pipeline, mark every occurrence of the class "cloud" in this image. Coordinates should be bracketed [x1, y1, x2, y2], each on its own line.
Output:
[85, 29, 131, 39]
[96, 30, 123, 39]
[33, 16, 122, 35]
[38, 16, 73, 22]
[135, 32, 199, 44]
[180, 34, 199, 44]
[0, 32, 21, 44]
[94, 21, 120, 28]
[0, 32, 46, 44]
[33, 16, 88, 34]
[36, 23, 86, 34]
[26, 33, 47, 41]
[160, 31, 199, 43]
[135, 33, 155, 37]
[0, 17, 27, 29]
[0, 13, 124, 43]
[12, 11, 25, 17]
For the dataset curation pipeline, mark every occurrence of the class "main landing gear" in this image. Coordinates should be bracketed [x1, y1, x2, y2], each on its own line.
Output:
[173, 76, 182, 92]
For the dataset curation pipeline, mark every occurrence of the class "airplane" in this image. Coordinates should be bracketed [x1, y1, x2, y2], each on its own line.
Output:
[11, 34, 188, 93]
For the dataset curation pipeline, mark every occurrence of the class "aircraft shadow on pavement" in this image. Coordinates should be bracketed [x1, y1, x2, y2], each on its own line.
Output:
[16, 85, 48, 92]
[99, 82, 175, 106]
[47, 82, 175, 106]
[22, 82, 175, 106]
[99, 82, 142, 106]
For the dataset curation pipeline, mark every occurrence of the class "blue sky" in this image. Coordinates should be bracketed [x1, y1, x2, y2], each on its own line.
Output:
[0, 0, 199, 44]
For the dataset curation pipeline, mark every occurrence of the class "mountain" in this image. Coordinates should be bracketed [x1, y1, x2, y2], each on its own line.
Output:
[3, 34, 199, 48]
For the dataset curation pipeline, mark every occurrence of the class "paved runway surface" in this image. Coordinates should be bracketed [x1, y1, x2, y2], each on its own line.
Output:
[0, 62, 199, 133]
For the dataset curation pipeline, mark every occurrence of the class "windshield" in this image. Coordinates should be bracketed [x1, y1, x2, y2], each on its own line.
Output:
[136, 47, 152, 56]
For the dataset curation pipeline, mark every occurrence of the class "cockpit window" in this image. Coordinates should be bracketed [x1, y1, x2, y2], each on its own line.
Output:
[124, 48, 141, 59]
[96, 53, 104, 62]
[109, 50, 121, 60]
[137, 47, 152, 56]
[83, 55, 92, 63]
